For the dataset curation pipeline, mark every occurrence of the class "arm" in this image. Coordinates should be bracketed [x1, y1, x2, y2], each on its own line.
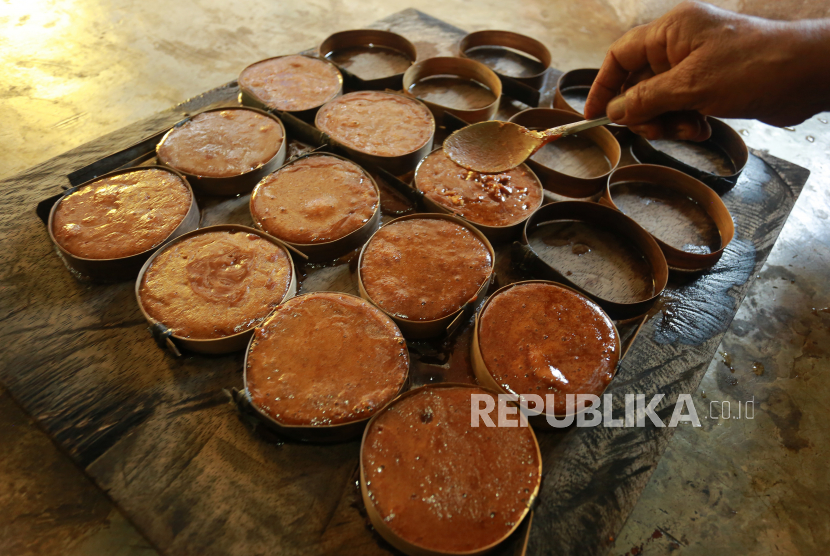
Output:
[584, 1, 830, 141]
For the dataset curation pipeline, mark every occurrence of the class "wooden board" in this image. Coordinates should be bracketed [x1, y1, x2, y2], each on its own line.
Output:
[0, 9, 809, 556]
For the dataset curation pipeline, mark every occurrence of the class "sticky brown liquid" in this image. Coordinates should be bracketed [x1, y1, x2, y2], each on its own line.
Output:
[649, 139, 736, 176]
[528, 220, 654, 304]
[158, 110, 283, 178]
[53, 169, 190, 259]
[530, 133, 611, 179]
[250, 155, 378, 244]
[560, 85, 591, 116]
[610, 181, 721, 254]
[463, 45, 545, 78]
[479, 282, 618, 415]
[139, 231, 292, 338]
[246, 292, 408, 426]
[360, 219, 492, 321]
[443, 121, 541, 174]
[326, 45, 412, 80]
[316, 91, 434, 157]
[408, 75, 496, 110]
[239, 55, 341, 111]
[416, 149, 542, 227]
[362, 386, 539, 553]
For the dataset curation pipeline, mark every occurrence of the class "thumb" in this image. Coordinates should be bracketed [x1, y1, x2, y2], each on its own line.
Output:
[606, 66, 699, 125]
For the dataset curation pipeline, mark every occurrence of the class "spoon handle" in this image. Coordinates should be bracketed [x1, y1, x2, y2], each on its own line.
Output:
[544, 116, 613, 138]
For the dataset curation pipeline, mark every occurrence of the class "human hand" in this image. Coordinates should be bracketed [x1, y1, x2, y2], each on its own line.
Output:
[584, 1, 830, 141]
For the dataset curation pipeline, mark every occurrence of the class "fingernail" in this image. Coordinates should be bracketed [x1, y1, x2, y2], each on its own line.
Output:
[607, 95, 626, 121]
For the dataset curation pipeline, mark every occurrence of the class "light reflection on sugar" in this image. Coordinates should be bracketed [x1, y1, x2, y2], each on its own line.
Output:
[547, 364, 569, 384]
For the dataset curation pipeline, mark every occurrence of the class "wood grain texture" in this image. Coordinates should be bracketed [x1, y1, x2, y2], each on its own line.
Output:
[0, 9, 808, 556]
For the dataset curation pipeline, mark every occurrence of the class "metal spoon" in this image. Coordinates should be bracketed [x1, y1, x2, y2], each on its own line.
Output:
[443, 116, 613, 174]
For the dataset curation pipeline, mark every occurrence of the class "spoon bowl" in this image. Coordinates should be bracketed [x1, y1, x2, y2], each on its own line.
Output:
[444, 116, 612, 173]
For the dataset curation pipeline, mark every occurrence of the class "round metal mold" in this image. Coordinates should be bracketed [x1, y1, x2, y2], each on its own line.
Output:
[553, 68, 598, 117]
[403, 56, 502, 124]
[238, 54, 344, 122]
[552, 68, 626, 133]
[458, 29, 551, 89]
[359, 382, 542, 556]
[602, 164, 735, 272]
[471, 280, 621, 425]
[250, 153, 382, 262]
[319, 29, 417, 90]
[242, 291, 410, 443]
[519, 201, 668, 320]
[508, 108, 621, 198]
[315, 90, 436, 176]
[135, 224, 298, 355]
[156, 107, 288, 196]
[412, 147, 544, 242]
[357, 213, 495, 339]
[48, 165, 200, 282]
[630, 117, 748, 194]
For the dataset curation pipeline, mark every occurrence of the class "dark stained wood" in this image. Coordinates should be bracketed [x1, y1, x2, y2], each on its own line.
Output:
[0, 9, 808, 556]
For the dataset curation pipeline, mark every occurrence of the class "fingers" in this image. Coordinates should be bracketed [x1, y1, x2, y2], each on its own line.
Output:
[644, 18, 673, 75]
[622, 66, 655, 92]
[628, 111, 712, 141]
[584, 52, 629, 119]
[605, 60, 700, 125]
[585, 8, 688, 120]
[585, 25, 651, 119]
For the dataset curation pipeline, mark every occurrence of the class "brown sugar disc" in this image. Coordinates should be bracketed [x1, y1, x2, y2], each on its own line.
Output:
[157, 109, 283, 178]
[360, 218, 492, 321]
[239, 55, 342, 112]
[251, 155, 378, 244]
[52, 168, 191, 260]
[316, 91, 433, 157]
[362, 385, 541, 554]
[246, 292, 409, 427]
[478, 282, 619, 415]
[416, 149, 542, 227]
[138, 230, 292, 339]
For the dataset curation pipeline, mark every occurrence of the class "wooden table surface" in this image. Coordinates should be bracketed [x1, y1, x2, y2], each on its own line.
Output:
[0, 9, 810, 556]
